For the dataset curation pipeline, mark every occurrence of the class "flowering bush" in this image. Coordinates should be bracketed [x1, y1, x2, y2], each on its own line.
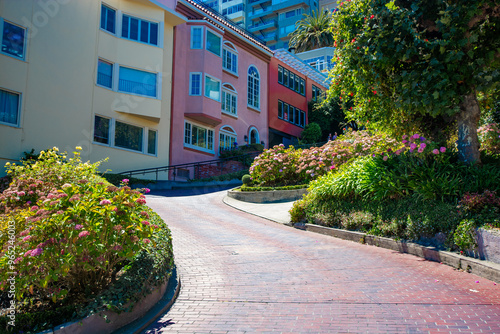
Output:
[250, 130, 401, 187]
[0, 147, 161, 308]
[249, 144, 303, 186]
[478, 123, 500, 155]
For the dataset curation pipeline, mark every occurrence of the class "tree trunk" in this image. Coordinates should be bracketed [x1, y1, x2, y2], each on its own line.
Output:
[456, 92, 481, 164]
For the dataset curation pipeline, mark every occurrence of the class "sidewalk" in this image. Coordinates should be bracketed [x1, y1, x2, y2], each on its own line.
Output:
[223, 195, 294, 225]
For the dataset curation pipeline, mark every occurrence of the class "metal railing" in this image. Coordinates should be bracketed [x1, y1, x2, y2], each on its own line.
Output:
[119, 151, 261, 182]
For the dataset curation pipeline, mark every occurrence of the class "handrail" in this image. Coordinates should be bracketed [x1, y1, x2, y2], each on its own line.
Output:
[119, 151, 261, 181]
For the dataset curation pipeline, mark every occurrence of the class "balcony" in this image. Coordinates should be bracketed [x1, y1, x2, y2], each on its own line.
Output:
[248, 19, 277, 32]
[248, 0, 272, 7]
[248, 6, 273, 19]
[261, 32, 277, 43]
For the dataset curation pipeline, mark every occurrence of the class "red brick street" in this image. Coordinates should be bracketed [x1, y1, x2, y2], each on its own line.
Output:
[143, 188, 500, 334]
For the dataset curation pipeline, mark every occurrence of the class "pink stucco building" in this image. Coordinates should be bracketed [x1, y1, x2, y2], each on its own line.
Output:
[169, 0, 272, 179]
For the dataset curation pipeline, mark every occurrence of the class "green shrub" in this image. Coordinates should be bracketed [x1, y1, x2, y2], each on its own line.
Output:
[290, 198, 309, 223]
[240, 184, 308, 192]
[300, 123, 322, 144]
[453, 219, 478, 253]
[241, 174, 252, 185]
[478, 123, 500, 155]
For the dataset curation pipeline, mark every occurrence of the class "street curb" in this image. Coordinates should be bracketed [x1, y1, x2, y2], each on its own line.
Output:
[113, 266, 181, 334]
[302, 223, 500, 283]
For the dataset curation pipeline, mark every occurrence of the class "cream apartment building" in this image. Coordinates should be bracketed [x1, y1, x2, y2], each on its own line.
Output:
[0, 0, 184, 177]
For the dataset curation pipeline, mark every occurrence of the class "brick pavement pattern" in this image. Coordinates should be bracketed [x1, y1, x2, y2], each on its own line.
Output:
[142, 189, 500, 334]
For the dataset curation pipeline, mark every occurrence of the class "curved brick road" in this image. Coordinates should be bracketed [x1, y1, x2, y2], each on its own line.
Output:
[143, 188, 500, 334]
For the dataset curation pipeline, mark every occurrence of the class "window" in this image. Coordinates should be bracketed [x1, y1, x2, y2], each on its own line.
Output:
[100, 4, 116, 34]
[221, 85, 237, 116]
[93, 115, 110, 144]
[0, 89, 20, 126]
[121, 14, 158, 46]
[222, 3, 244, 15]
[278, 65, 305, 96]
[115, 121, 143, 152]
[148, 129, 157, 155]
[219, 126, 237, 152]
[97, 58, 113, 88]
[247, 66, 260, 109]
[1, 19, 26, 60]
[204, 74, 221, 101]
[206, 30, 221, 56]
[119, 66, 157, 97]
[222, 43, 238, 74]
[184, 121, 214, 152]
[189, 72, 202, 96]
[93, 115, 157, 155]
[312, 85, 324, 101]
[277, 100, 305, 128]
[191, 26, 203, 49]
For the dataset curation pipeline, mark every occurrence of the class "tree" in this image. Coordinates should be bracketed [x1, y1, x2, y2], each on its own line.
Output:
[308, 97, 349, 139]
[329, 0, 500, 164]
[300, 123, 322, 144]
[289, 10, 335, 53]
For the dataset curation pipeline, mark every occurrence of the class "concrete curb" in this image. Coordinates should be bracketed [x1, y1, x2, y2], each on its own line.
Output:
[227, 187, 307, 203]
[38, 267, 180, 334]
[303, 223, 500, 283]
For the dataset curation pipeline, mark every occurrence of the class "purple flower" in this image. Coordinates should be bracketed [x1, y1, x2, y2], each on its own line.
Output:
[412, 134, 420, 139]
[410, 143, 417, 150]
[122, 179, 129, 183]
[420, 137, 426, 142]
[418, 147, 424, 153]
[31, 248, 43, 257]
[78, 231, 90, 238]
[279, 169, 283, 172]
[144, 188, 150, 193]
[432, 149, 439, 154]
[402, 135, 408, 140]
[74, 224, 83, 230]
[440, 147, 446, 153]
[420, 143, 426, 149]
[100, 199, 111, 205]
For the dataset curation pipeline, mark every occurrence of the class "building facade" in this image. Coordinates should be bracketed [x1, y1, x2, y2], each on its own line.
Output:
[0, 0, 184, 177]
[268, 49, 329, 147]
[169, 0, 272, 179]
[294, 47, 335, 74]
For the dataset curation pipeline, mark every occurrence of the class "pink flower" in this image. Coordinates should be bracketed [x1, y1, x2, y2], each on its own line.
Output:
[136, 198, 147, 204]
[20, 229, 30, 237]
[402, 135, 408, 140]
[382, 155, 388, 161]
[22, 236, 31, 242]
[113, 225, 123, 231]
[410, 143, 417, 150]
[432, 149, 439, 154]
[31, 248, 43, 257]
[143, 238, 151, 244]
[412, 134, 420, 139]
[122, 179, 129, 183]
[74, 224, 83, 230]
[144, 188, 150, 193]
[100, 199, 111, 205]
[113, 245, 123, 251]
[24, 250, 32, 257]
[402, 140, 408, 144]
[31, 206, 39, 212]
[440, 147, 446, 153]
[418, 147, 424, 153]
[141, 220, 150, 226]
[420, 143, 426, 149]
[78, 231, 90, 238]
[17, 191, 25, 196]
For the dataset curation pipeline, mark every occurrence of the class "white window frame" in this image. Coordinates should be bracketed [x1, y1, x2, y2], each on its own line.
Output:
[121, 12, 161, 47]
[247, 65, 260, 110]
[184, 120, 215, 154]
[191, 26, 203, 49]
[205, 29, 222, 57]
[222, 41, 238, 75]
[100, 3, 117, 35]
[221, 84, 238, 117]
[0, 87, 21, 127]
[204, 74, 221, 102]
[0, 18, 27, 61]
[219, 126, 237, 152]
[92, 115, 157, 156]
[189, 72, 202, 96]
[96, 58, 114, 89]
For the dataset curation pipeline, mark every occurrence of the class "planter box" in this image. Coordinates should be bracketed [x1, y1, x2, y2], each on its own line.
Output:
[227, 187, 307, 203]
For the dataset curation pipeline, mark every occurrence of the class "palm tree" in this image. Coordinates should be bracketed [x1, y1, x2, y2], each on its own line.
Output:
[289, 10, 334, 53]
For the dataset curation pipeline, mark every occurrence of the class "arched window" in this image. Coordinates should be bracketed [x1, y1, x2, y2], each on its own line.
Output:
[248, 126, 259, 144]
[223, 41, 238, 74]
[221, 83, 237, 116]
[219, 125, 237, 153]
[247, 66, 260, 109]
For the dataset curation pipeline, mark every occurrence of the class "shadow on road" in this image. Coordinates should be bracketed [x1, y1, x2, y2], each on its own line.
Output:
[148, 185, 234, 197]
